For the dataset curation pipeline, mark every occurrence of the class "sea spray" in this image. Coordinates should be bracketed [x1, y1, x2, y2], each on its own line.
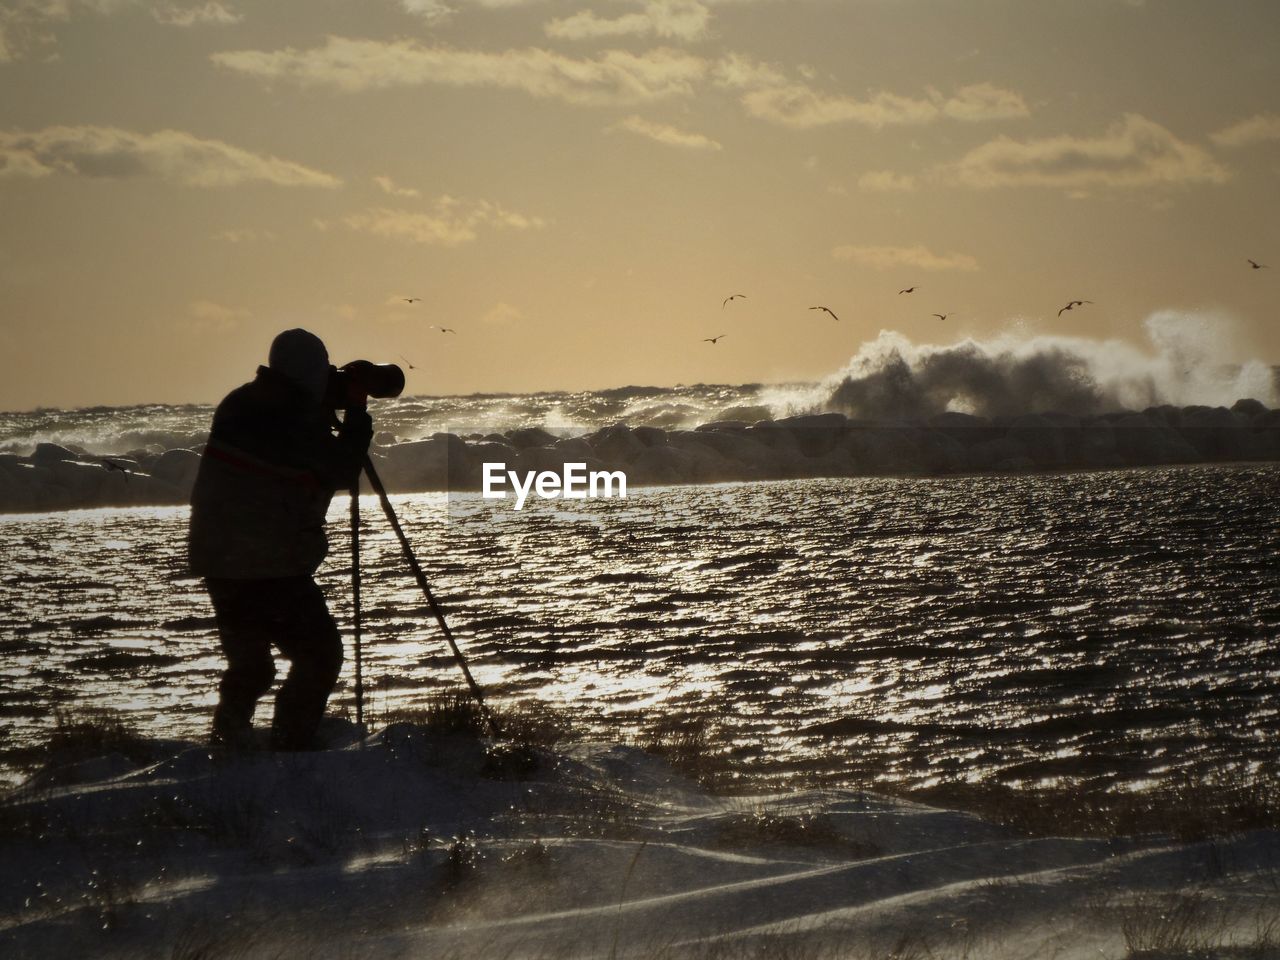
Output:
[1, 309, 1276, 485]
[819, 311, 1278, 420]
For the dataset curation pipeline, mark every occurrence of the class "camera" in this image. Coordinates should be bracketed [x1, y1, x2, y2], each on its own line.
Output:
[325, 360, 405, 409]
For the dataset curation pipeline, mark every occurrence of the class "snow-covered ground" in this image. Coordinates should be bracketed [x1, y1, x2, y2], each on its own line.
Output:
[2, 723, 1278, 959]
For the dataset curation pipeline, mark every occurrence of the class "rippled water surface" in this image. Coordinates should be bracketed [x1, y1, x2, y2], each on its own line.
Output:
[2, 465, 1278, 790]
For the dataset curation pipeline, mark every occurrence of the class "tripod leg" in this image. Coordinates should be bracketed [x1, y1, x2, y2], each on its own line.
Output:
[361, 456, 501, 737]
[350, 483, 363, 730]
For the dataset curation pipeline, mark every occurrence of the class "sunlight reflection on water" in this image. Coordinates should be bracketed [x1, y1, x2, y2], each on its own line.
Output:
[1, 464, 1278, 790]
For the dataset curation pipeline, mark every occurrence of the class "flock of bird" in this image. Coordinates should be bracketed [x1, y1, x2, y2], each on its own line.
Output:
[700, 257, 1269, 346]
[393, 257, 1269, 359]
[703, 287, 1055, 345]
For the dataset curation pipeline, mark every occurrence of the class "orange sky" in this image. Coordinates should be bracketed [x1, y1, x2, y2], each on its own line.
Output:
[1, 0, 1277, 410]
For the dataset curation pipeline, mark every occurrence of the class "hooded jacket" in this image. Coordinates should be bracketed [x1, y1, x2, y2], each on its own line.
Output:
[188, 366, 368, 579]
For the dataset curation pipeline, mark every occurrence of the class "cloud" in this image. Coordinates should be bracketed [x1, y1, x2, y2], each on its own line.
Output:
[706, 58, 1028, 131]
[1, 0, 242, 61]
[832, 243, 979, 272]
[546, 0, 710, 43]
[709, 52, 787, 91]
[210, 36, 1027, 135]
[481, 301, 524, 325]
[212, 227, 276, 242]
[939, 82, 1029, 122]
[373, 174, 421, 198]
[399, 0, 454, 23]
[152, 2, 241, 26]
[186, 299, 250, 331]
[213, 36, 707, 107]
[734, 79, 1028, 130]
[609, 114, 720, 150]
[0, 0, 69, 63]
[1210, 113, 1280, 149]
[0, 125, 341, 187]
[0, 147, 53, 178]
[741, 85, 939, 129]
[3, 1, 239, 61]
[946, 113, 1229, 190]
[342, 196, 546, 246]
[857, 170, 916, 192]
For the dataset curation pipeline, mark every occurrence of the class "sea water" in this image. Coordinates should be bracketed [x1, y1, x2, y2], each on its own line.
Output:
[2, 464, 1276, 791]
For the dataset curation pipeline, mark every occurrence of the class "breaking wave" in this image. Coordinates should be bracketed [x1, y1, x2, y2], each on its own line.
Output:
[819, 311, 1278, 420]
[0, 309, 1274, 463]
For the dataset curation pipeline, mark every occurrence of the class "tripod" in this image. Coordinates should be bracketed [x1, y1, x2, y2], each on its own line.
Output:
[348, 455, 501, 737]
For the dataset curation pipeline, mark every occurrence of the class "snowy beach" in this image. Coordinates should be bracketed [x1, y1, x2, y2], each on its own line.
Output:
[3, 718, 1280, 959]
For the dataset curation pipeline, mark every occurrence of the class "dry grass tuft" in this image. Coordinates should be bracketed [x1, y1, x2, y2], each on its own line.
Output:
[381, 689, 577, 748]
[641, 714, 738, 791]
[37, 707, 155, 770]
[904, 766, 1280, 841]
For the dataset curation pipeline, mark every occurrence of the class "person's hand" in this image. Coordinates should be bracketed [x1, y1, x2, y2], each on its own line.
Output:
[340, 408, 374, 451]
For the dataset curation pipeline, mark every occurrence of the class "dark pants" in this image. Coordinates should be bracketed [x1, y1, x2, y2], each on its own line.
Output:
[205, 576, 344, 751]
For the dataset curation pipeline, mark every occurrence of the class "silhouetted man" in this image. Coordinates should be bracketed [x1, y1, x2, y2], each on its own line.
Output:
[189, 329, 372, 750]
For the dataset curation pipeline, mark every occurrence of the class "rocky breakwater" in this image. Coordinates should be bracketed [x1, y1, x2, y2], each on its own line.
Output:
[372, 398, 1280, 493]
[2, 399, 1278, 513]
[0, 443, 202, 513]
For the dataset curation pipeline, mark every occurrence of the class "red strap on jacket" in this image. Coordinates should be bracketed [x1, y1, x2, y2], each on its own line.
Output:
[202, 441, 324, 489]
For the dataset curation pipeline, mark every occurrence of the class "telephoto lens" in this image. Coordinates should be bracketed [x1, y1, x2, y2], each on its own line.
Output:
[326, 360, 405, 408]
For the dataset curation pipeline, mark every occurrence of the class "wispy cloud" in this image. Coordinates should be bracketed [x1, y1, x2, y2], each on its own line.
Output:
[609, 114, 721, 150]
[399, 0, 454, 24]
[709, 52, 787, 91]
[939, 82, 1029, 121]
[946, 113, 1229, 190]
[152, 2, 241, 26]
[857, 170, 917, 192]
[212, 227, 277, 242]
[210, 35, 1024, 136]
[186, 299, 251, 331]
[546, 0, 711, 43]
[832, 243, 979, 272]
[213, 36, 707, 107]
[707, 56, 1027, 131]
[0, 0, 69, 63]
[730, 76, 1027, 130]
[0, 125, 341, 187]
[1210, 113, 1280, 149]
[2, 0, 240, 62]
[373, 174, 421, 198]
[481, 301, 524, 325]
[342, 196, 546, 246]
[740, 85, 939, 129]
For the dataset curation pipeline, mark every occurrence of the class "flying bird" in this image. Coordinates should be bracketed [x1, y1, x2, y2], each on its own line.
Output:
[704, 334, 726, 344]
[430, 325, 456, 334]
[399, 354, 417, 370]
[898, 287, 916, 295]
[1248, 259, 1269, 270]
[722, 294, 747, 308]
[932, 313, 950, 321]
[1057, 299, 1094, 316]
[809, 305, 839, 321]
[402, 297, 422, 303]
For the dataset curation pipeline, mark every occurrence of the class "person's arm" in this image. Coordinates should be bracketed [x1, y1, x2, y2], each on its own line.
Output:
[208, 390, 371, 491]
[287, 407, 373, 491]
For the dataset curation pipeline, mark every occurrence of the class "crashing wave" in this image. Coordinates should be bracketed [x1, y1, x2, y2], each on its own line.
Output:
[2, 311, 1277, 512]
